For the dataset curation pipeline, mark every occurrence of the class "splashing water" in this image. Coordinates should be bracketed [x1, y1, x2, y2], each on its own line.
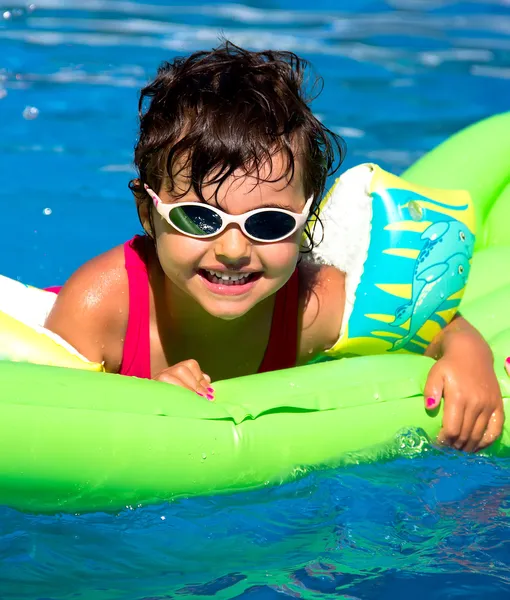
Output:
[0, 450, 509, 599]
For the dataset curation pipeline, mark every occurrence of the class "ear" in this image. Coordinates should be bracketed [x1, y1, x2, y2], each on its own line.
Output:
[133, 179, 153, 236]
[136, 199, 152, 235]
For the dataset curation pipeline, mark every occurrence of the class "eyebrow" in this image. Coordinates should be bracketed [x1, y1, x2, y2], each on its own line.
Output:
[168, 196, 299, 213]
[160, 182, 303, 213]
[260, 203, 299, 211]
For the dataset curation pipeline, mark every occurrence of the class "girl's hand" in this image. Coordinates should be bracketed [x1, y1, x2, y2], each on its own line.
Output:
[424, 345, 503, 452]
[153, 359, 215, 401]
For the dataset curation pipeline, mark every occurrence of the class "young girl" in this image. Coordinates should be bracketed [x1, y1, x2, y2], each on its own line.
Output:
[45, 42, 503, 453]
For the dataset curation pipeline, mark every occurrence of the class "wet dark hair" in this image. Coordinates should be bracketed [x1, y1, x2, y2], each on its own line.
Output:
[129, 41, 346, 250]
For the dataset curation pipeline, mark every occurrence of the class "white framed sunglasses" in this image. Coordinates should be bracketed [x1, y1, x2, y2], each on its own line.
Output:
[144, 184, 314, 243]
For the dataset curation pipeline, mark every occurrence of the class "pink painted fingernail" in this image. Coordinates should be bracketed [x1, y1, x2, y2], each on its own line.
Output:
[206, 394, 214, 401]
[207, 387, 214, 393]
[506, 357, 510, 364]
[426, 397, 436, 408]
[196, 392, 205, 397]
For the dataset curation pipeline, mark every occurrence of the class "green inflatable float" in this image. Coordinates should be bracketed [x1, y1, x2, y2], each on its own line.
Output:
[0, 113, 509, 513]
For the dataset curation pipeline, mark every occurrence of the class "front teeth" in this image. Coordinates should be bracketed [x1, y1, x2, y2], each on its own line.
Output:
[206, 270, 251, 282]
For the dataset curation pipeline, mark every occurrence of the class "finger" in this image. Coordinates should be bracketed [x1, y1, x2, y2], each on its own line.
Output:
[201, 381, 215, 400]
[505, 357, 510, 377]
[181, 360, 214, 398]
[181, 359, 206, 381]
[424, 362, 444, 411]
[155, 372, 197, 391]
[160, 365, 205, 394]
[463, 410, 488, 453]
[454, 398, 485, 451]
[477, 407, 505, 450]
[437, 392, 464, 448]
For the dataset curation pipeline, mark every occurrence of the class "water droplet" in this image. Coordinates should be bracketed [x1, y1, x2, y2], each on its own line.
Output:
[201, 453, 207, 460]
[0, 89, 7, 100]
[28, 3, 36, 12]
[408, 200, 423, 221]
[2, 11, 12, 20]
[23, 106, 39, 120]
[160, 515, 166, 521]
[42, 207, 52, 216]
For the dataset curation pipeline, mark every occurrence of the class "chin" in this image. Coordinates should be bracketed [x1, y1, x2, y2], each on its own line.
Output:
[200, 298, 255, 321]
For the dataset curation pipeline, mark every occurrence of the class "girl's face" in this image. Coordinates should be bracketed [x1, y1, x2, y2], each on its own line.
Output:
[150, 156, 308, 320]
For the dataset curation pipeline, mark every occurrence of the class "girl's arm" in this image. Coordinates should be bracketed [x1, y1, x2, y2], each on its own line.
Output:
[45, 246, 128, 372]
[423, 315, 504, 451]
[296, 262, 346, 364]
[298, 264, 504, 452]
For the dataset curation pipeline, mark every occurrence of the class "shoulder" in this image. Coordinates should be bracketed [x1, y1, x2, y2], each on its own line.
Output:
[59, 243, 128, 302]
[45, 243, 130, 370]
[296, 260, 346, 364]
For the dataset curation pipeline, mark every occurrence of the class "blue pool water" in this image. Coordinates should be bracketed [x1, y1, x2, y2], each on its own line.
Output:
[0, 1, 509, 598]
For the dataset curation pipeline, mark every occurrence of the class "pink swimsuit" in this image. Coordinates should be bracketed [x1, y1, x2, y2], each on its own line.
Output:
[119, 235, 300, 378]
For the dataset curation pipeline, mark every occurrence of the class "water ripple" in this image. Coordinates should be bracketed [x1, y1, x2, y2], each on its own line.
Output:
[0, 455, 509, 598]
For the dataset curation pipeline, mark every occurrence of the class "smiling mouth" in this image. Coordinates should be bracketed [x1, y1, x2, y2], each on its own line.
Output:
[198, 269, 261, 286]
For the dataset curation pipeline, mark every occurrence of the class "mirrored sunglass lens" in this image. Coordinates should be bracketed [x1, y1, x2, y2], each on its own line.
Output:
[245, 211, 296, 240]
[168, 206, 222, 236]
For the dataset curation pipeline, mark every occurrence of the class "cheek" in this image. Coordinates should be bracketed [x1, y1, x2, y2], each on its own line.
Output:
[259, 239, 300, 274]
[156, 231, 205, 275]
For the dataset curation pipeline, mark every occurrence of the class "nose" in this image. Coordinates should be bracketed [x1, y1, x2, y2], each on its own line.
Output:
[214, 225, 252, 267]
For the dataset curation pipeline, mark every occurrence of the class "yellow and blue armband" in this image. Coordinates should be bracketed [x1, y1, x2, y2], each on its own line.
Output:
[311, 164, 475, 357]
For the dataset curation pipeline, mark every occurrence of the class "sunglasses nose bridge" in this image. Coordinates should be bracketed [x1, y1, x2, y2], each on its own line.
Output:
[217, 212, 252, 239]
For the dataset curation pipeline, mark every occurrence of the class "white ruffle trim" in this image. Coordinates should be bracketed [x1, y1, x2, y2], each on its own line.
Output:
[310, 164, 374, 338]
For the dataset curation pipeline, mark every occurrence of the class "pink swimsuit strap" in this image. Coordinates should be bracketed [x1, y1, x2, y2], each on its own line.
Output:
[257, 268, 299, 373]
[119, 235, 151, 379]
[119, 235, 299, 379]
